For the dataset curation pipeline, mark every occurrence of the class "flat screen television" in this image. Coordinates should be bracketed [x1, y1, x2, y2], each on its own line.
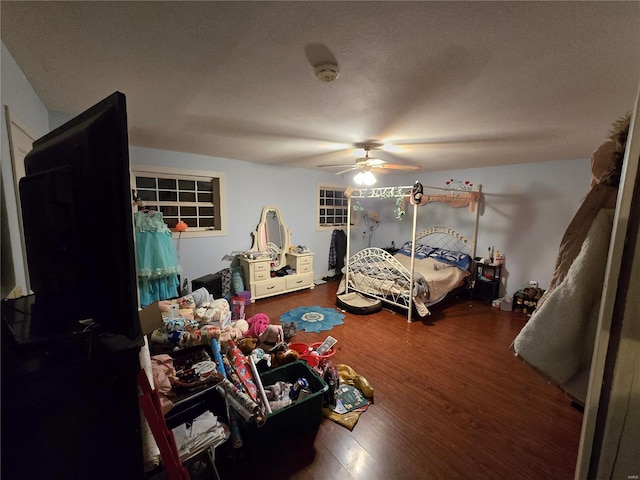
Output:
[18, 91, 141, 341]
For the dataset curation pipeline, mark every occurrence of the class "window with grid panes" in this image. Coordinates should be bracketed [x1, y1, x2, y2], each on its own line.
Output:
[132, 166, 226, 237]
[318, 185, 349, 229]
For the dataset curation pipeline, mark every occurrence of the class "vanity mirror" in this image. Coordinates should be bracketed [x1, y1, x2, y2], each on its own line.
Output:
[250, 206, 291, 270]
[243, 206, 314, 302]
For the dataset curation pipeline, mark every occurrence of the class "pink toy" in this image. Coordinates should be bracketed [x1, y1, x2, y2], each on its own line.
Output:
[259, 324, 284, 348]
[244, 313, 270, 339]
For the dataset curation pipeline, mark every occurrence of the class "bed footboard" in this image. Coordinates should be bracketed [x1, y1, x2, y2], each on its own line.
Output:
[341, 247, 422, 318]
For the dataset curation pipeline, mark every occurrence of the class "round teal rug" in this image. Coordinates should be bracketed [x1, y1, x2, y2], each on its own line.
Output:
[280, 306, 345, 333]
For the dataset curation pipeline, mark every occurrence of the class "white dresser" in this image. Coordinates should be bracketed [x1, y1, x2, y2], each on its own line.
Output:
[240, 252, 314, 302]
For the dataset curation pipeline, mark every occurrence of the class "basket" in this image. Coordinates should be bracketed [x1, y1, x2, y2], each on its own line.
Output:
[309, 341, 336, 359]
[287, 342, 309, 355]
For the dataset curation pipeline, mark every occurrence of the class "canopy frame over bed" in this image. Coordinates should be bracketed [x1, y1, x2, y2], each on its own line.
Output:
[343, 183, 482, 322]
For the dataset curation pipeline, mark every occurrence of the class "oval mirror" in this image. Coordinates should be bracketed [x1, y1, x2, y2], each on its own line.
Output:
[251, 206, 291, 270]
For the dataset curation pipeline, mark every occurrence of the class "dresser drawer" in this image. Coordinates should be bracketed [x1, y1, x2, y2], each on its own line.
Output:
[297, 263, 312, 274]
[254, 278, 285, 297]
[285, 273, 313, 290]
[297, 255, 312, 267]
[286, 252, 314, 271]
[253, 261, 271, 274]
[254, 270, 271, 282]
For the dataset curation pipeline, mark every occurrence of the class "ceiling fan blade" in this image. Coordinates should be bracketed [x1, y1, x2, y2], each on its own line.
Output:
[317, 162, 358, 168]
[289, 146, 355, 168]
[364, 158, 386, 167]
[378, 163, 421, 171]
[334, 166, 358, 175]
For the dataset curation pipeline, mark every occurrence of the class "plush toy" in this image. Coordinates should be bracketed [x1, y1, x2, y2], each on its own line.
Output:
[237, 337, 258, 355]
[219, 324, 245, 344]
[337, 364, 374, 398]
[234, 319, 249, 335]
[275, 348, 300, 366]
[259, 324, 284, 348]
[244, 313, 270, 339]
[250, 347, 271, 372]
[268, 343, 300, 367]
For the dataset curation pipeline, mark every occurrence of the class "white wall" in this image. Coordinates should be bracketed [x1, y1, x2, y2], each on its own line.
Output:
[129, 147, 593, 298]
[2, 39, 595, 301]
[388, 161, 592, 296]
[1, 42, 50, 297]
[129, 145, 349, 288]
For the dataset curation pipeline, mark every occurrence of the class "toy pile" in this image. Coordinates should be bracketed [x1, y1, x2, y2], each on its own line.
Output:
[147, 285, 313, 418]
[145, 289, 375, 451]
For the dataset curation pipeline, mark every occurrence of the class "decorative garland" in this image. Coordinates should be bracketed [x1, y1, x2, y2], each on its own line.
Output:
[444, 179, 474, 191]
[348, 181, 479, 222]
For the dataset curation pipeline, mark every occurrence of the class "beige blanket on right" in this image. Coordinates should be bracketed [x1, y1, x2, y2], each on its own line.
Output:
[511, 208, 614, 404]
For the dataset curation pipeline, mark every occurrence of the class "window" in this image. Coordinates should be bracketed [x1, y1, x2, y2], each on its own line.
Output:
[317, 184, 350, 230]
[131, 165, 226, 238]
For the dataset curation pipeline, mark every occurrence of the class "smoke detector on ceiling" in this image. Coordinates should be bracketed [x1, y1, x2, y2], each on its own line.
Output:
[315, 63, 339, 82]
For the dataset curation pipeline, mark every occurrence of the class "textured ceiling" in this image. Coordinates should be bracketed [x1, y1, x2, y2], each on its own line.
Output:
[2, 1, 639, 174]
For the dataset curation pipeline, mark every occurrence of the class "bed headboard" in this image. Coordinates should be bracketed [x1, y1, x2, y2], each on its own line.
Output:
[414, 226, 473, 255]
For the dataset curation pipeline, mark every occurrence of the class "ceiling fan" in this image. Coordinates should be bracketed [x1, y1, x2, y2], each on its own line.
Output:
[317, 143, 421, 178]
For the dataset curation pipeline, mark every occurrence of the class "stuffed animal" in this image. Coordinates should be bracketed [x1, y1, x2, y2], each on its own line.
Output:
[197, 298, 231, 326]
[244, 313, 270, 339]
[237, 337, 258, 355]
[219, 324, 245, 344]
[259, 324, 284, 348]
[250, 347, 271, 372]
[269, 343, 300, 367]
[234, 319, 249, 335]
[275, 348, 300, 366]
[337, 364, 374, 398]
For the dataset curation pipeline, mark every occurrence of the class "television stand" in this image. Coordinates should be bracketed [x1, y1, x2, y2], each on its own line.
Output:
[1, 296, 145, 479]
[1, 294, 99, 348]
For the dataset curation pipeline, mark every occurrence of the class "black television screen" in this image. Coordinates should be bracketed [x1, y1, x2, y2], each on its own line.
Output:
[18, 91, 141, 340]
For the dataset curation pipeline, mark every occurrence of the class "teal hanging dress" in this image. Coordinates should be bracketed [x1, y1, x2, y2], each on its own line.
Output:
[135, 211, 181, 307]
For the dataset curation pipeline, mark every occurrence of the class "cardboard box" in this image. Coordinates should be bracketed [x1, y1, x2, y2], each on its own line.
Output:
[139, 301, 164, 335]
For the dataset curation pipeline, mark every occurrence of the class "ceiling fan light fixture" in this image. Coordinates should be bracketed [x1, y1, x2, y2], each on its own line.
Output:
[354, 170, 376, 186]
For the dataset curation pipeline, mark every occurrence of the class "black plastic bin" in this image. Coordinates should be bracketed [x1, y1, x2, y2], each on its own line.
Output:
[239, 360, 328, 451]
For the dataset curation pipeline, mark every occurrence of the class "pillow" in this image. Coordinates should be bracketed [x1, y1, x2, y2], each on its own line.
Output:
[231, 266, 245, 294]
[426, 247, 471, 270]
[397, 241, 471, 270]
[397, 241, 434, 259]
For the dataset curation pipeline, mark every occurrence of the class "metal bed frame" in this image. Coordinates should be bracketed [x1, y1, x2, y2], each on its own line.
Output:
[343, 184, 481, 322]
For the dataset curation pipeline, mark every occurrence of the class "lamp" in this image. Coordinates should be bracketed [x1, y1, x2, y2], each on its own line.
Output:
[354, 170, 376, 186]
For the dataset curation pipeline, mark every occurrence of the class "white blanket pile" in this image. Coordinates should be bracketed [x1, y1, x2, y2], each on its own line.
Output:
[512, 208, 614, 404]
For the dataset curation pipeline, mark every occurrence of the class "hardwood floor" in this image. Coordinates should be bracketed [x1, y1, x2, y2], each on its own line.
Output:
[215, 281, 583, 479]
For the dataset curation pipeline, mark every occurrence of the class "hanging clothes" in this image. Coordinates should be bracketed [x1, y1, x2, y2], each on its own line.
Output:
[329, 229, 347, 273]
[135, 211, 182, 307]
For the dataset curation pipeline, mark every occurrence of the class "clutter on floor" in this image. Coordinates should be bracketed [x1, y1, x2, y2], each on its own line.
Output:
[141, 286, 374, 473]
[171, 411, 229, 459]
[321, 363, 374, 430]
